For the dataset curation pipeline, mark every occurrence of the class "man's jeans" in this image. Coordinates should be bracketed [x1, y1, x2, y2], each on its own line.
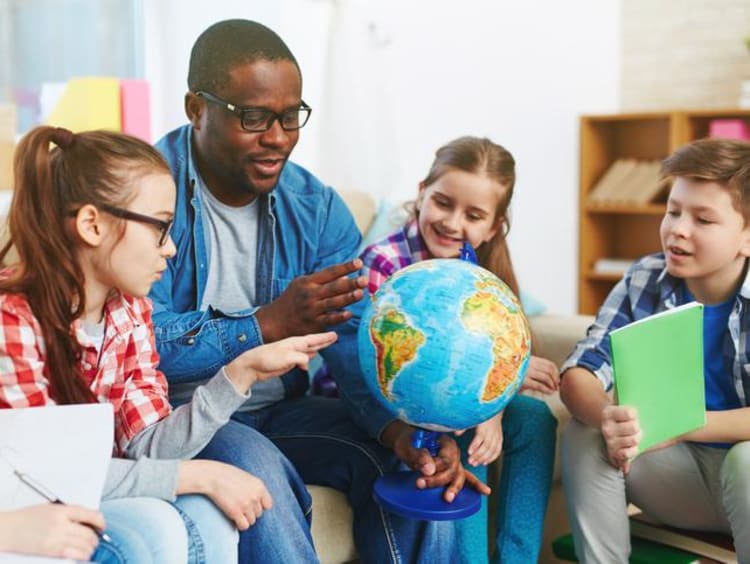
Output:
[196, 396, 457, 563]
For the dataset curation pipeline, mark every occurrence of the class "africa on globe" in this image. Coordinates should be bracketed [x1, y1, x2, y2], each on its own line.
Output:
[357, 259, 531, 431]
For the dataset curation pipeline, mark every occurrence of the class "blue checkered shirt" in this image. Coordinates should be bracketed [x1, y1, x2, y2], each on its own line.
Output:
[561, 253, 750, 406]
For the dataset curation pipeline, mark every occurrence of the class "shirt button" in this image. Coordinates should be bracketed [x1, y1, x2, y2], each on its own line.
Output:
[238, 333, 247, 343]
[186, 337, 196, 345]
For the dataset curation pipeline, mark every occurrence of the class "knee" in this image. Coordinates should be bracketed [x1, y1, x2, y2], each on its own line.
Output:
[200, 429, 295, 485]
[560, 419, 604, 474]
[721, 442, 750, 499]
[101, 497, 188, 564]
[174, 494, 239, 562]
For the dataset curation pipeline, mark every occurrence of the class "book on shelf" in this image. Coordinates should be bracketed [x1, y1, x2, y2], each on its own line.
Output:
[588, 159, 667, 206]
[588, 158, 638, 203]
[630, 512, 736, 563]
[610, 301, 706, 453]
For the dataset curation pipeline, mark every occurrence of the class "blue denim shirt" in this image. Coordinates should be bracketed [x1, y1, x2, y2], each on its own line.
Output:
[561, 252, 750, 407]
[150, 125, 395, 438]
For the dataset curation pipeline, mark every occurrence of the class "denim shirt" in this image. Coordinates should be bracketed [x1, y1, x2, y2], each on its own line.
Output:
[150, 125, 395, 438]
[561, 252, 750, 407]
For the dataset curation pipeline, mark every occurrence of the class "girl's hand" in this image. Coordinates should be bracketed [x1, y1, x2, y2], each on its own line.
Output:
[601, 405, 642, 474]
[520, 355, 560, 394]
[466, 412, 504, 466]
[178, 460, 272, 531]
[225, 331, 338, 393]
[0, 504, 104, 560]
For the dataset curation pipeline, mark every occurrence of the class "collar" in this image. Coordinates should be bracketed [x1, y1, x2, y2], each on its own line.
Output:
[73, 292, 137, 348]
[656, 257, 750, 305]
[405, 219, 430, 262]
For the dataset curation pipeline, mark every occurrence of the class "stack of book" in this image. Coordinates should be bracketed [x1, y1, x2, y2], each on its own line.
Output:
[588, 159, 669, 206]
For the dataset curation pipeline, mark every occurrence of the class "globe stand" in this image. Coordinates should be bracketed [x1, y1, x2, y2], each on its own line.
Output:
[372, 429, 482, 521]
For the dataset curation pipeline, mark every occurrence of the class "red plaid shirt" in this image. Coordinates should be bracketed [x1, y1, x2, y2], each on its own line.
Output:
[0, 291, 172, 454]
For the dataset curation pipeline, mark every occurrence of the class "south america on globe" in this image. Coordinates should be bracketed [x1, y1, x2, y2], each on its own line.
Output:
[358, 259, 531, 431]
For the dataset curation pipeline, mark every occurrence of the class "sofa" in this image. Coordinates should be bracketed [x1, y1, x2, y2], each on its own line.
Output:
[308, 191, 595, 563]
[0, 191, 593, 563]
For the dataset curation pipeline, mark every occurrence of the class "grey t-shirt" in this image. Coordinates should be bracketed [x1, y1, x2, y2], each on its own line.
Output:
[169, 182, 284, 411]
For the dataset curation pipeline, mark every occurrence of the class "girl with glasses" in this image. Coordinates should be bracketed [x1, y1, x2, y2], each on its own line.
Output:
[0, 125, 336, 562]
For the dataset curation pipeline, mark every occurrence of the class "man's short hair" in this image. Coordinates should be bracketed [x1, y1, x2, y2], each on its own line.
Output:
[187, 19, 299, 93]
[662, 138, 750, 223]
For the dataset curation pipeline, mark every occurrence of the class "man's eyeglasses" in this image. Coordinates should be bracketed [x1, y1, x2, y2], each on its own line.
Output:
[99, 205, 173, 247]
[195, 91, 312, 132]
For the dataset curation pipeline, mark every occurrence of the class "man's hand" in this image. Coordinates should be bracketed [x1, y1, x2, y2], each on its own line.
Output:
[384, 421, 491, 503]
[256, 259, 367, 342]
[520, 355, 560, 394]
[601, 405, 642, 474]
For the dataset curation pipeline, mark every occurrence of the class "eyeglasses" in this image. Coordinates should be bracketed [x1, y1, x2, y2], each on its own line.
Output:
[195, 91, 312, 132]
[99, 205, 173, 247]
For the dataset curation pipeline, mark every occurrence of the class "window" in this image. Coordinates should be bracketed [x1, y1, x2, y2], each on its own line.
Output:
[0, 0, 142, 133]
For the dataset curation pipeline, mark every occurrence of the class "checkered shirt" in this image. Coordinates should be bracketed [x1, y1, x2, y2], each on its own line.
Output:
[359, 220, 430, 295]
[0, 291, 172, 454]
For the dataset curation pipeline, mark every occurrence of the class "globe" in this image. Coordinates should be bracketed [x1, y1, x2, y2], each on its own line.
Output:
[358, 258, 531, 432]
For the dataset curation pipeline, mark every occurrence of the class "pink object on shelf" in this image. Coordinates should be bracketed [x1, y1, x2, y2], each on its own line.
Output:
[708, 119, 750, 141]
[120, 80, 151, 141]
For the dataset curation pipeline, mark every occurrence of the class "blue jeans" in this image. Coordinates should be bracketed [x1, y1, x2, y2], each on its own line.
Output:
[94, 495, 236, 563]
[455, 395, 557, 564]
[174, 494, 239, 563]
[196, 396, 457, 563]
[94, 497, 188, 563]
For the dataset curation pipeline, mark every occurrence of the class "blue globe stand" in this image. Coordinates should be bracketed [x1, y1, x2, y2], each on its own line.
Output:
[373, 429, 482, 521]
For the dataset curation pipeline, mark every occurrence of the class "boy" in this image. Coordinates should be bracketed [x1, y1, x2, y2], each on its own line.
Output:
[559, 138, 750, 563]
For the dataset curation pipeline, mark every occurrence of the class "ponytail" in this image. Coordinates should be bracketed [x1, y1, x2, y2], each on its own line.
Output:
[0, 126, 93, 403]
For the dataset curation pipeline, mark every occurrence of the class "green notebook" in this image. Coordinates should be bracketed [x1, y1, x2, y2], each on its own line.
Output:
[610, 301, 706, 453]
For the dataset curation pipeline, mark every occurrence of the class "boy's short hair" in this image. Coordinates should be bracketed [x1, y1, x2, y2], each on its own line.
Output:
[662, 138, 750, 223]
[187, 19, 299, 94]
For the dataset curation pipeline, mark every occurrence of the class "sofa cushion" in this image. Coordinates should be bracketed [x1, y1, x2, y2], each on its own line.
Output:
[308, 485, 357, 564]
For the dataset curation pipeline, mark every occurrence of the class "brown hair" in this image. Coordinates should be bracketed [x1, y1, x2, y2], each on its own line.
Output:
[662, 137, 750, 224]
[0, 126, 170, 404]
[417, 136, 520, 295]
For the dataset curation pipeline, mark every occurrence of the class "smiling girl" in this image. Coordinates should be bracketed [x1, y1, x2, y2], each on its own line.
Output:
[360, 136, 558, 564]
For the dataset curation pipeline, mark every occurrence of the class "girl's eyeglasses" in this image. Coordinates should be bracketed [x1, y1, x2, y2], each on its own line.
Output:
[99, 205, 173, 247]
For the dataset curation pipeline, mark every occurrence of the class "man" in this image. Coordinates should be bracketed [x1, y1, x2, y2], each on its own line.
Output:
[151, 19, 479, 562]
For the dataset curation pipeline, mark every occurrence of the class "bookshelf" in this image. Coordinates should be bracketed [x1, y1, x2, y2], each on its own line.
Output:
[578, 109, 750, 314]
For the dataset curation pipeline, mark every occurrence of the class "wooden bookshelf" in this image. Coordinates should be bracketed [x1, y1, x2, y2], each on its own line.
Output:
[578, 109, 750, 314]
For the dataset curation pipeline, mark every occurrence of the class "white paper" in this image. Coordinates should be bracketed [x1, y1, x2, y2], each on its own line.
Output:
[0, 404, 113, 510]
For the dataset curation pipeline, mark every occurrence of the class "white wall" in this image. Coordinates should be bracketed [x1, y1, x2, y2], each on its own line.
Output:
[143, 0, 622, 315]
